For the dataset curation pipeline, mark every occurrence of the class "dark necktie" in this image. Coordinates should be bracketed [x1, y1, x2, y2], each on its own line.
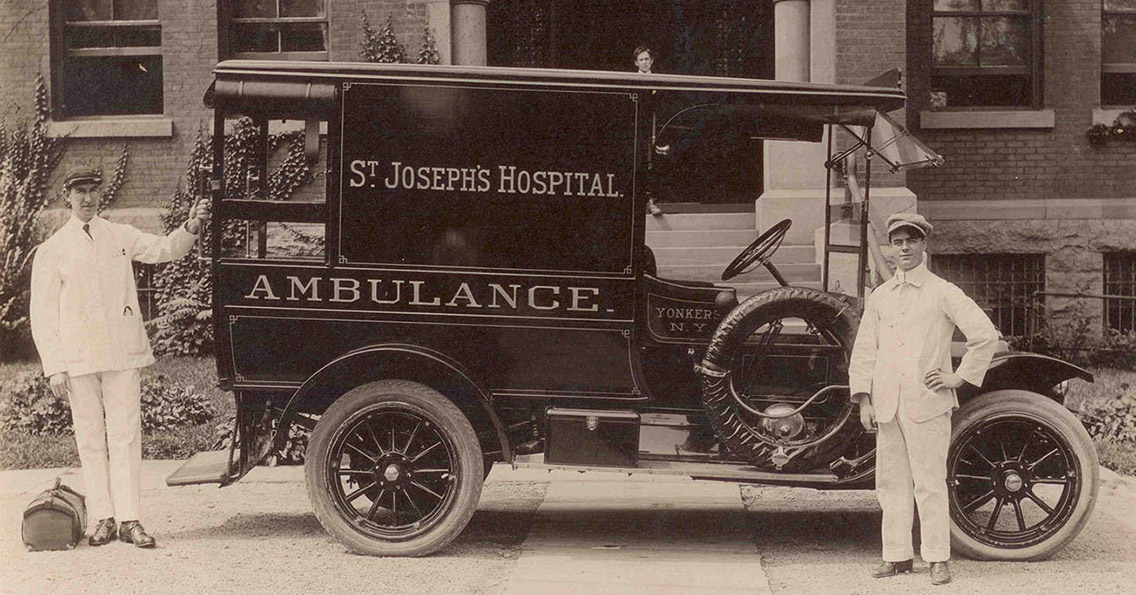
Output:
[83, 223, 93, 240]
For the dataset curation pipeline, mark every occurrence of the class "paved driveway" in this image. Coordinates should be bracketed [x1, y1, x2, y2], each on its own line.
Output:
[2, 462, 1134, 594]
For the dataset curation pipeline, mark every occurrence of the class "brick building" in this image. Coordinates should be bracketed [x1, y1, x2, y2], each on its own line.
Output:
[2, 0, 1133, 337]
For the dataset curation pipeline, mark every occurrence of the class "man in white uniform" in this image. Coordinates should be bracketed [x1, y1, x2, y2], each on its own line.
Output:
[849, 213, 999, 586]
[30, 168, 209, 548]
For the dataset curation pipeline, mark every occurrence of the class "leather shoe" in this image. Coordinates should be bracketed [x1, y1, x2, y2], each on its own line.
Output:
[930, 561, 952, 585]
[88, 517, 116, 546]
[872, 559, 913, 578]
[119, 520, 156, 548]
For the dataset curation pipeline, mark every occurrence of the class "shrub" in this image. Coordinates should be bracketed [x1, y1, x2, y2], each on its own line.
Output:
[361, 12, 406, 63]
[1078, 386, 1136, 449]
[0, 76, 65, 360]
[0, 370, 215, 436]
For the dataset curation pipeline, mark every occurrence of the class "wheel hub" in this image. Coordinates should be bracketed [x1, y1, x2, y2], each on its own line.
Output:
[991, 461, 1031, 498]
[1003, 472, 1024, 493]
[375, 453, 413, 489]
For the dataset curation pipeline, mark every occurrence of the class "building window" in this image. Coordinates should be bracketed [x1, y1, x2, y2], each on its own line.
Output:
[930, 0, 1042, 108]
[1105, 252, 1136, 334]
[1103, 1, 1136, 105]
[929, 253, 1045, 337]
[51, 0, 163, 117]
[224, 0, 329, 60]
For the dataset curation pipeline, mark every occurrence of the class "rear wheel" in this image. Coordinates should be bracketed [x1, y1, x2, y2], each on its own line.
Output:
[948, 390, 1099, 561]
[305, 380, 484, 556]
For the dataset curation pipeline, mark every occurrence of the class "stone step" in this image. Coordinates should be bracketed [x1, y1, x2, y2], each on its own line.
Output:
[645, 229, 764, 248]
[656, 262, 821, 284]
[645, 212, 754, 231]
[650, 244, 816, 266]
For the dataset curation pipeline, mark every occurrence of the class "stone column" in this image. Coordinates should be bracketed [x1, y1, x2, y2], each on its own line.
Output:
[760, 0, 826, 246]
[774, 0, 810, 82]
[451, 0, 490, 66]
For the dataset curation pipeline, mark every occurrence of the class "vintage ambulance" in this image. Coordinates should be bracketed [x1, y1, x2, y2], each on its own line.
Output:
[168, 60, 1098, 560]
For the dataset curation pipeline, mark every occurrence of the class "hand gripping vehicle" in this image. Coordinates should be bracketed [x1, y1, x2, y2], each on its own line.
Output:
[168, 60, 1099, 560]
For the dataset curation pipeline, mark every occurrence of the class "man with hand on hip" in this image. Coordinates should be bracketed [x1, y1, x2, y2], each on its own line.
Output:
[30, 168, 210, 548]
[849, 212, 1000, 586]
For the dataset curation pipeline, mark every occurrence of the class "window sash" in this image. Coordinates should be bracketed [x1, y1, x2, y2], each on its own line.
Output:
[224, 0, 329, 58]
[930, 2, 1042, 108]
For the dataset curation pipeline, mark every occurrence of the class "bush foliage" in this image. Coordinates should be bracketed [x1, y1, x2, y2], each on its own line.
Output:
[0, 370, 216, 436]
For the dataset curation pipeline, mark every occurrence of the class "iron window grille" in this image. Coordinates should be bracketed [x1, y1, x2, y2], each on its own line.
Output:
[1104, 252, 1136, 334]
[929, 253, 1045, 337]
[221, 0, 329, 60]
[930, 0, 1043, 108]
[50, 0, 163, 117]
[1103, 1, 1136, 106]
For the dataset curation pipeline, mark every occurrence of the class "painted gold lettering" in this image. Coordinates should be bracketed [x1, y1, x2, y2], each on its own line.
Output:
[529, 286, 560, 310]
[287, 276, 322, 302]
[567, 287, 600, 312]
[331, 278, 360, 303]
[244, 275, 279, 300]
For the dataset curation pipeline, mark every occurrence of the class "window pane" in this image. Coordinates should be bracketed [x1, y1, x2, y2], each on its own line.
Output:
[60, 55, 163, 116]
[114, 0, 157, 20]
[982, 0, 1029, 11]
[232, 24, 280, 53]
[932, 73, 1032, 106]
[68, 0, 113, 22]
[116, 26, 161, 48]
[280, 0, 324, 18]
[934, 0, 980, 11]
[1105, 0, 1136, 11]
[280, 23, 327, 52]
[66, 27, 116, 49]
[934, 17, 979, 66]
[980, 17, 1030, 66]
[1104, 15, 1136, 64]
[1102, 73, 1136, 105]
[234, 0, 278, 19]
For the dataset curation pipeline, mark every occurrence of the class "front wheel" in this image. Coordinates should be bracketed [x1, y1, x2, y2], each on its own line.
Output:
[305, 380, 484, 556]
[948, 390, 1099, 561]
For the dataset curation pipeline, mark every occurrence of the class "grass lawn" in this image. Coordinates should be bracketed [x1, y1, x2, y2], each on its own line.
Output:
[0, 356, 234, 470]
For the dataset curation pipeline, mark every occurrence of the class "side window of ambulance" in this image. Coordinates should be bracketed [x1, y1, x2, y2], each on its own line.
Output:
[216, 119, 327, 262]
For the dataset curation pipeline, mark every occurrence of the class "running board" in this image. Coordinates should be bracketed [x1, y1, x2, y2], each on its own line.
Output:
[512, 454, 842, 487]
[166, 449, 231, 486]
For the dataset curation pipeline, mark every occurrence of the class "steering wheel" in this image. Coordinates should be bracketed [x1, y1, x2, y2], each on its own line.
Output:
[721, 218, 792, 282]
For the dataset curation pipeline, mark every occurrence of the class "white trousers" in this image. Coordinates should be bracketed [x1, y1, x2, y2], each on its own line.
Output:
[875, 397, 952, 563]
[68, 368, 142, 523]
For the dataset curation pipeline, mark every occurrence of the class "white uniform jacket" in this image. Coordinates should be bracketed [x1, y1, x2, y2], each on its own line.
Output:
[848, 262, 1000, 424]
[30, 215, 198, 377]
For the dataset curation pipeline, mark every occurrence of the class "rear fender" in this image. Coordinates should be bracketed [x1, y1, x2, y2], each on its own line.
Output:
[958, 351, 1094, 404]
[276, 344, 512, 462]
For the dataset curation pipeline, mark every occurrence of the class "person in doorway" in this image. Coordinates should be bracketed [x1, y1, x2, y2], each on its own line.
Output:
[634, 45, 655, 74]
[848, 212, 1000, 586]
[634, 45, 664, 216]
[30, 168, 210, 548]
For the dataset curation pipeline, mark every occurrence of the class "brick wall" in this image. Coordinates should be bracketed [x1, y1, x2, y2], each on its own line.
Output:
[834, 0, 908, 189]
[906, 0, 1136, 203]
[1, 1, 431, 215]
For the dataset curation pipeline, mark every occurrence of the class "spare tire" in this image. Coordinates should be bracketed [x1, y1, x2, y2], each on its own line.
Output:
[698, 287, 861, 471]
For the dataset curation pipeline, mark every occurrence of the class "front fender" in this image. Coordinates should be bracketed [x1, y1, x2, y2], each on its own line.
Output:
[275, 343, 512, 462]
[958, 351, 1094, 404]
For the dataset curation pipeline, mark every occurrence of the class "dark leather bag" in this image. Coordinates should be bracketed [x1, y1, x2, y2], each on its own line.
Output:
[22, 477, 87, 551]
